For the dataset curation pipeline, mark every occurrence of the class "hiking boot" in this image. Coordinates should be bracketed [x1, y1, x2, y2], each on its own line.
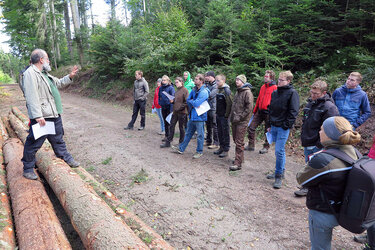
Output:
[294, 187, 308, 197]
[354, 234, 368, 244]
[208, 144, 220, 149]
[193, 152, 203, 159]
[245, 145, 255, 151]
[158, 131, 165, 135]
[124, 126, 133, 130]
[67, 160, 80, 168]
[162, 137, 168, 142]
[273, 175, 283, 189]
[138, 127, 145, 131]
[259, 148, 269, 154]
[23, 171, 38, 180]
[266, 172, 285, 179]
[160, 141, 171, 148]
[229, 165, 242, 171]
[171, 145, 183, 154]
[219, 151, 228, 158]
[214, 149, 224, 155]
[204, 141, 211, 146]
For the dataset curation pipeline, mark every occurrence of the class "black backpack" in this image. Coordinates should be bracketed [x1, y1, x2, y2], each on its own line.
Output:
[324, 148, 375, 234]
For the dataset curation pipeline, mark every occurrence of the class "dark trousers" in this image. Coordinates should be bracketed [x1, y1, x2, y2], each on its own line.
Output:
[217, 115, 230, 152]
[206, 110, 218, 145]
[232, 123, 247, 167]
[161, 107, 171, 138]
[167, 113, 187, 144]
[368, 225, 375, 249]
[22, 116, 73, 172]
[128, 99, 146, 128]
[247, 110, 270, 149]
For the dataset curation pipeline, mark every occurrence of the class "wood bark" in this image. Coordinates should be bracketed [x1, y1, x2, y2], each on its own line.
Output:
[9, 112, 149, 249]
[3, 138, 71, 250]
[73, 168, 174, 249]
[11, 107, 29, 127]
[1, 117, 17, 139]
[0, 119, 16, 250]
[70, 0, 85, 65]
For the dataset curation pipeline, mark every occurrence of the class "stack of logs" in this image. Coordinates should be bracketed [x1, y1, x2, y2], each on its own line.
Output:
[0, 107, 174, 250]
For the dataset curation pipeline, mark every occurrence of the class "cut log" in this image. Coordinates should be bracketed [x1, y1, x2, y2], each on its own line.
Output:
[3, 138, 71, 250]
[11, 107, 29, 128]
[0, 119, 16, 250]
[74, 168, 174, 249]
[1, 117, 17, 139]
[9, 112, 149, 249]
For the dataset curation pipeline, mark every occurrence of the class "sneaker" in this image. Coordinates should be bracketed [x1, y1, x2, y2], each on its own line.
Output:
[294, 187, 308, 197]
[193, 153, 203, 159]
[23, 171, 38, 180]
[158, 131, 165, 135]
[229, 165, 241, 171]
[171, 145, 183, 154]
[266, 172, 285, 179]
[273, 176, 282, 189]
[138, 127, 145, 131]
[353, 234, 368, 244]
[160, 142, 171, 148]
[208, 145, 220, 149]
[67, 160, 80, 168]
[124, 126, 133, 130]
[214, 149, 224, 155]
[259, 148, 269, 154]
[244, 145, 255, 151]
[204, 142, 212, 146]
[219, 151, 228, 158]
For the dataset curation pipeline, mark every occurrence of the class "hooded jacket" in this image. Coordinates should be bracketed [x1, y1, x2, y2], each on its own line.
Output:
[269, 84, 300, 130]
[253, 80, 277, 113]
[152, 86, 161, 109]
[301, 93, 339, 147]
[229, 83, 254, 125]
[216, 84, 232, 118]
[332, 85, 371, 129]
[159, 84, 175, 112]
[297, 141, 358, 214]
[184, 72, 195, 94]
[205, 80, 218, 111]
[187, 85, 210, 122]
[133, 77, 149, 101]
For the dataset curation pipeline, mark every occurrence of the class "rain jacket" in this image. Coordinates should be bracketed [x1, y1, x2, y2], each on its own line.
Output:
[216, 84, 232, 118]
[253, 80, 277, 113]
[229, 83, 254, 125]
[187, 85, 210, 122]
[184, 72, 195, 94]
[159, 84, 175, 112]
[133, 77, 149, 101]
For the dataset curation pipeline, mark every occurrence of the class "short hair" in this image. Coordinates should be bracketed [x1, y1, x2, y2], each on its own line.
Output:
[175, 77, 183, 83]
[279, 70, 293, 82]
[265, 70, 275, 80]
[162, 75, 171, 85]
[216, 74, 226, 82]
[135, 70, 143, 77]
[350, 72, 362, 82]
[311, 80, 327, 92]
[195, 74, 204, 82]
[30, 49, 47, 64]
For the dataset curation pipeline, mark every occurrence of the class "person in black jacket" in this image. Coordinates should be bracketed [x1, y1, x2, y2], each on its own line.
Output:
[294, 80, 339, 197]
[296, 116, 361, 250]
[204, 71, 219, 149]
[267, 71, 300, 189]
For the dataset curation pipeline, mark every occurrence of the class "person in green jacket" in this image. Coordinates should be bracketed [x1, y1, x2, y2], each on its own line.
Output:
[183, 71, 195, 94]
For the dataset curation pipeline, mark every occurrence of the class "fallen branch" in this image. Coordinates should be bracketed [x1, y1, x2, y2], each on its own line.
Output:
[3, 138, 71, 250]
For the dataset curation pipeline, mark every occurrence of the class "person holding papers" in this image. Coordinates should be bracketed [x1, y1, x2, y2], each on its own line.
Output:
[228, 75, 253, 171]
[172, 74, 209, 159]
[19, 49, 80, 180]
[159, 75, 175, 143]
[160, 77, 188, 148]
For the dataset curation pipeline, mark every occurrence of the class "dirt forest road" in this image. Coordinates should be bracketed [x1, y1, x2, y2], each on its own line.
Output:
[0, 84, 362, 249]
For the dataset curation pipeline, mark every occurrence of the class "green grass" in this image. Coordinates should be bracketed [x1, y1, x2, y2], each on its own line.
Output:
[101, 157, 112, 165]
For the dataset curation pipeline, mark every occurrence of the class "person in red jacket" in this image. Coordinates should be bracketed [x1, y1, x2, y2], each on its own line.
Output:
[369, 134, 375, 159]
[152, 78, 165, 135]
[245, 70, 277, 154]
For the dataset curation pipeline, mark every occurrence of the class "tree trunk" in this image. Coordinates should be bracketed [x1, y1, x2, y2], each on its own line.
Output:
[111, 0, 116, 20]
[50, 0, 61, 64]
[9, 113, 149, 249]
[11, 107, 29, 128]
[1, 117, 17, 139]
[3, 138, 72, 250]
[89, 0, 95, 31]
[63, 0, 73, 59]
[0, 119, 16, 250]
[70, 0, 85, 65]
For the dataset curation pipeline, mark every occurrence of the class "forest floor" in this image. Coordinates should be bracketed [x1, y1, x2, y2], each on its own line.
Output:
[0, 84, 367, 249]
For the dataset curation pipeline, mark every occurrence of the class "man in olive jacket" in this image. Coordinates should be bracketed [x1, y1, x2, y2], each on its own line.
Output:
[20, 49, 79, 180]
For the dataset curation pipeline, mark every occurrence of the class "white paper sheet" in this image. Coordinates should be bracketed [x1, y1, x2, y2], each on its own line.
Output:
[195, 101, 211, 116]
[166, 112, 173, 124]
[266, 131, 273, 144]
[32, 121, 56, 140]
[152, 108, 156, 114]
[162, 91, 175, 101]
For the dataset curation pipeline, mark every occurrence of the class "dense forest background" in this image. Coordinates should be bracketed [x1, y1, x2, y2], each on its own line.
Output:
[1, 0, 375, 98]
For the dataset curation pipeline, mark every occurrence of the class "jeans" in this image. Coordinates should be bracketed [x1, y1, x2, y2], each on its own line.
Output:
[304, 146, 321, 163]
[247, 110, 270, 149]
[155, 108, 164, 132]
[217, 115, 230, 152]
[206, 110, 218, 145]
[128, 99, 146, 128]
[309, 209, 339, 250]
[167, 113, 186, 144]
[22, 116, 74, 172]
[179, 120, 205, 154]
[271, 126, 290, 175]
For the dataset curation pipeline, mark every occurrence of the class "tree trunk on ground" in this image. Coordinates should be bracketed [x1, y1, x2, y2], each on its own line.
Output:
[9, 113, 149, 249]
[3, 138, 72, 250]
[11, 107, 29, 127]
[0, 119, 16, 250]
[70, 0, 85, 65]
[1, 117, 17, 139]
[63, 0, 73, 59]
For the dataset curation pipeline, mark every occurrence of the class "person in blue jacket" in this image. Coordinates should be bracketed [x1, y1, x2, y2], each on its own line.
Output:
[332, 72, 371, 129]
[159, 75, 175, 142]
[172, 74, 210, 159]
